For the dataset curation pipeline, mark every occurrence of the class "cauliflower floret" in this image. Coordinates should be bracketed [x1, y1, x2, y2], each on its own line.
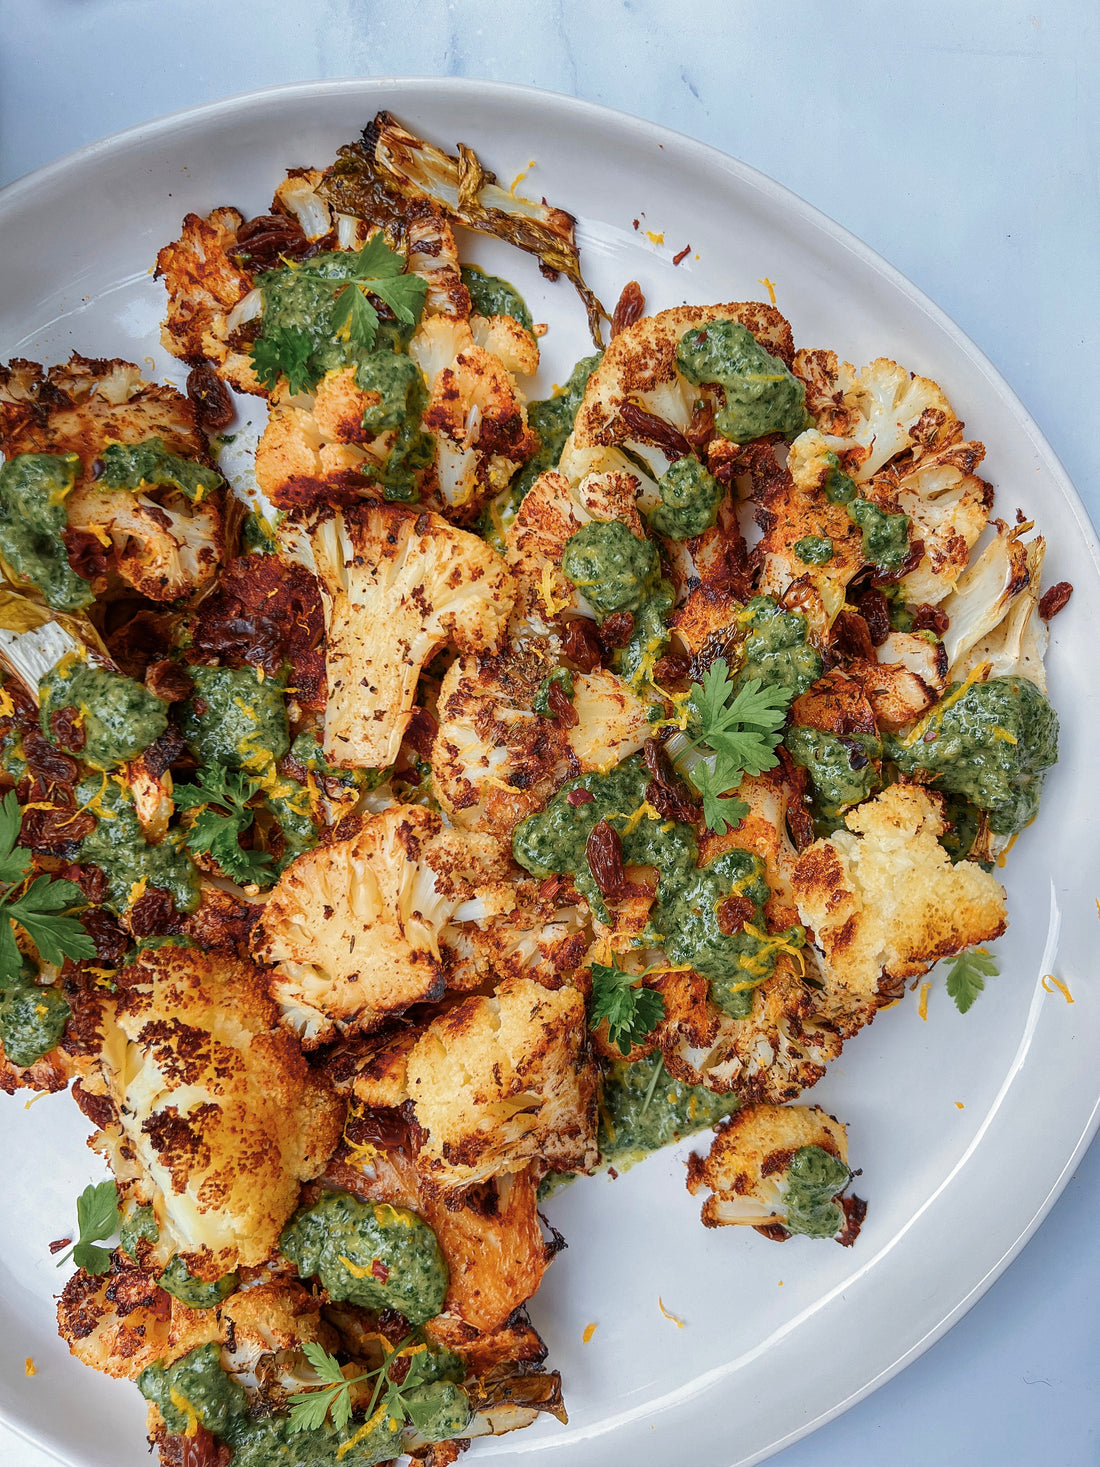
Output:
[57, 1259, 218, 1380]
[686, 1102, 863, 1241]
[407, 206, 470, 319]
[940, 520, 1043, 685]
[220, 1278, 338, 1387]
[0, 355, 225, 603]
[960, 536, 1048, 693]
[470, 312, 540, 376]
[252, 805, 516, 1048]
[409, 315, 539, 522]
[308, 504, 515, 768]
[573, 301, 795, 448]
[892, 436, 993, 604]
[351, 975, 598, 1188]
[155, 207, 262, 394]
[793, 783, 1007, 1003]
[793, 351, 959, 482]
[82, 946, 342, 1280]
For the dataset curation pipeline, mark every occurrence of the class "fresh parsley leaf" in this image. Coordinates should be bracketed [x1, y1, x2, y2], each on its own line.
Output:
[287, 1334, 428, 1436]
[589, 959, 666, 1056]
[350, 231, 406, 283]
[55, 1180, 120, 1276]
[0, 793, 95, 974]
[686, 763, 750, 835]
[0, 791, 29, 885]
[333, 280, 380, 354]
[300, 1341, 347, 1387]
[250, 325, 315, 396]
[945, 946, 998, 1014]
[176, 766, 273, 885]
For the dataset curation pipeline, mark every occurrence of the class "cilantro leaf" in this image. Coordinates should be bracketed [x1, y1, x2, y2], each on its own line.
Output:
[333, 281, 380, 355]
[176, 766, 273, 885]
[287, 1333, 429, 1437]
[6, 876, 96, 966]
[0, 790, 29, 885]
[250, 326, 315, 396]
[589, 959, 666, 1055]
[300, 1341, 346, 1386]
[945, 947, 998, 1014]
[686, 763, 750, 835]
[55, 1180, 120, 1276]
[350, 231, 406, 282]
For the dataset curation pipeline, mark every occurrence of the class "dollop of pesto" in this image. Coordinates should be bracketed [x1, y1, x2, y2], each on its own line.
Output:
[823, 455, 911, 574]
[562, 520, 661, 619]
[118, 1204, 159, 1260]
[784, 725, 882, 832]
[158, 1257, 239, 1309]
[676, 320, 809, 443]
[783, 1145, 851, 1238]
[737, 596, 822, 698]
[76, 776, 200, 914]
[460, 264, 535, 334]
[793, 534, 833, 566]
[599, 1052, 740, 1169]
[137, 1343, 248, 1439]
[96, 438, 222, 502]
[648, 455, 723, 540]
[533, 666, 575, 716]
[888, 674, 1059, 836]
[512, 753, 803, 1007]
[181, 664, 290, 770]
[354, 352, 434, 503]
[39, 659, 167, 771]
[227, 1413, 404, 1467]
[0, 452, 93, 612]
[240, 510, 279, 555]
[280, 1191, 448, 1325]
[0, 972, 70, 1068]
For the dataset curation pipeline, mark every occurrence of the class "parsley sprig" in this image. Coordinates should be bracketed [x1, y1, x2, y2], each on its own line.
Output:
[676, 662, 795, 834]
[945, 946, 998, 1014]
[251, 234, 428, 395]
[288, 1338, 439, 1436]
[0, 790, 95, 978]
[55, 1180, 120, 1276]
[174, 766, 274, 885]
[589, 958, 666, 1056]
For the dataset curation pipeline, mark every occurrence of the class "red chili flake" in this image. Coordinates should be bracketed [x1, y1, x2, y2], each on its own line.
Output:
[370, 1259, 390, 1283]
[567, 788, 595, 806]
[48, 1237, 73, 1255]
[611, 280, 646, 338]
[1038, 581, 1073, 620]
[561, 619, 603, 673]
[186, 364, 234, 434]
[547, 679, 578, 728]
[618, 401, 691, 462]
[672, 244, 691, 266]
[585, 819, 628, 898]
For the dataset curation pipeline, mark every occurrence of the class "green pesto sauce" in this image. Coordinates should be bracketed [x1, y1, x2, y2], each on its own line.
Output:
[793, 535, 834, 566]
[280, 1191, 448, 1326]
[784, 1145, 851, 1238]
[888, 674, 1059, 836]
[138, 1343, 248, 1439]
[288, 730, 380, 790]
[181, 664, 290, 771]
[824, 457, 911, 574]
[480, 352, 603, 549]
[676, 320, 809, 443]
[512, 753, 803, 1009]
[158, 1257, 239, 1309]
[881, 583, 917, 632]
[598, 1052, 740, 1169]
[118, 1204, 159, 1259]
[648, 456, 722, 541]
[460, 264, 535, 334]
[0, 979, 70, 1067]
[227, 1413, 404, 1467]
[97, 438, 222, 502]
[241, 511, 279, 555]
[354, 352, 434, 504]
[784, 725, 882, 832]
[562, 520, 661, 620]
[737, 596, 822, 698]
[76, 776, 200, 914]
[39, 660, 167, 771]
[261, 770, 319, 874]
[0, 452, 93, 612]
[533, 666, 575, 717]
[937, 792, 981, 863]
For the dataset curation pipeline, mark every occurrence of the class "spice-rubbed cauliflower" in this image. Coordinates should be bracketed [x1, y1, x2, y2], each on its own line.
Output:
[888, 433, 993, 606]
[939, 520, 1048, 689]
[57, 1258, 219, 1380]
[0, 355, 225, 603]
[307, 503, 515, 768]
[81, 945, 342, 1280]
[793, 782, 1007, 1003]
[351, 975, 598, 1188]
[687, 1102, 863, 1242]
[252, 805, 516, 1048]
[408, 315, 539, 524]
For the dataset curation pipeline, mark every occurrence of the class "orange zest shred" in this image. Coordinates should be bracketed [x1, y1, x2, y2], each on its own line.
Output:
[954, 1101, 965, 1110]
[917, 982, 931, 1021]
[1042, 974, 1074, 1004]
[657, 1296, 685, 1328]
[645, 231, 665, 246]
[24, 1358, 35, 1377]
[582, 1322, 598, 1344]
[758, 276, 777, 305]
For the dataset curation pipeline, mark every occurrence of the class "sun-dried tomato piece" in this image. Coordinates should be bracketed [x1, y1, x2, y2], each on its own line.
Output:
[618, 401, 691, 462]
[642, 738, 699, 823]
[652, 652, 691, 684]
[585, 819, 628, 899]
[855, 586, 891, 647]
[142, 726, 187, 780]
[547, 679, 578, 728]
[685, 396, 716, 453]
[63, 528, 109, 584]
[232, 212, 313, 271]
[776, 746, 815, 852]
[611, 280, 645, 338]
[598, 611, 634, 651]
[911, 603, 950, 635]
[186, 363, 234, 434]
[1039, 580, 1073, 620]
[831, 609, 875, 663]
[561, 619, 603, 673]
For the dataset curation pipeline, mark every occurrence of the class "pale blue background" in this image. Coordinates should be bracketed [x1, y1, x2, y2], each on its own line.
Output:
[1, 2, 1098, 1463]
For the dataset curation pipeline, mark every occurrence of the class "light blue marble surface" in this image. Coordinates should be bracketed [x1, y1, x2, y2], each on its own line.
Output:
[1, 3, 1097, 1464]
